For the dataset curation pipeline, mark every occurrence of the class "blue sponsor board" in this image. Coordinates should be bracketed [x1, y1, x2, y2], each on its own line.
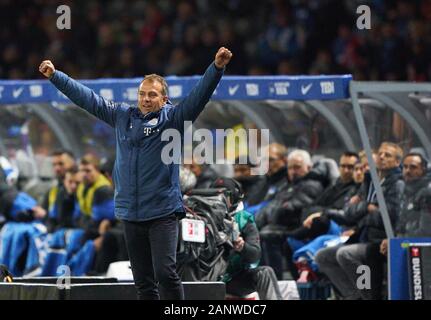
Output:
[389, 237, 431, 300]
[0, 75, 352, 104]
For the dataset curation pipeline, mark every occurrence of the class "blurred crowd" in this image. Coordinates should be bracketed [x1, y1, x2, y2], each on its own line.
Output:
[182, 142, 431, 299]
[1, 0, 431, 81]
[1, 140, 431, 299]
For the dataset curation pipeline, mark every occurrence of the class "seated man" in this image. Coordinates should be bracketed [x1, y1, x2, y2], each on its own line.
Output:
[233, 156, 267, 209]
[0, 165, 47, 276]
[249, 143, 288, 215]
[256, 149, 324, 279]
[285, 152, 361, 281]
[288, 151, 360, 241]
[386, 152, 431, 238]
[0, 164, 46, 224]
[315, 142, 405, 300]
[76, 154, 115, 233]
[375, 153, 431, 298]
[183, 158, 219, 189]
[45, 166, 82, 232]
[41, 154, 116, 276]
[42, 149, 76, 229]
[212, 177, 283, 300]
[0, 186, 46, 224]
[291, 160, 365, 282]
[301, 161, 365, 232]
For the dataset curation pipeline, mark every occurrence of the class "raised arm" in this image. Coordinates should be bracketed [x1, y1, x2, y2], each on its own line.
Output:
[172, 47, 232, 129]
[39, 60, 121, 127]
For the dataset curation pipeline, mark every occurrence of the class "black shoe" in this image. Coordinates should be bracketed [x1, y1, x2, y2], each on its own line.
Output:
[0, 264, 13, 282]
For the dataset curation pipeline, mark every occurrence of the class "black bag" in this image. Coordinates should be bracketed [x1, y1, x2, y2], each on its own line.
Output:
[177, 189, 235, 281]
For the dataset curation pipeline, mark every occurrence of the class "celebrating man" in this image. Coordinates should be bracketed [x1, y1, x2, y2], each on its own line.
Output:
[39, 47, 232, 300]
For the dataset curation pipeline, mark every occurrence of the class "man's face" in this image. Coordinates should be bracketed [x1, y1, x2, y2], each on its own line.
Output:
[288, 156, 310, 182]
[52, 154, 74, 179]
[64, 172, 82, 194]
[183, 163, 202, 178]
[79, 164, 99, 186]
[138, 80, 168, 115]
[360, 153, 377, 172]
[353, 163, 365, 184]
[339, 155, 357, 183]
[267, 150, 286, 176]
[403, 155, 425, 182]
[377, 145, 401, 171]
[234, 164, 251, 179]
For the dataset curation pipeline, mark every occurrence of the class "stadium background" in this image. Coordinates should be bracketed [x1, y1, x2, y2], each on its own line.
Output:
[2, 0, 430, 81]
[1, 0, 430, 166]
[0, 0, 431, 301]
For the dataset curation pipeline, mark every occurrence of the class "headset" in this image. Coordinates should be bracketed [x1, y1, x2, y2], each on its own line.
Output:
[211, 177, 244, 210]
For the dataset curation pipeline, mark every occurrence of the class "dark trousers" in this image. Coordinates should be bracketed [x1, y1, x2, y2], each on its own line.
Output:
[226, 266, 283, 300]
[94, 227, 128, 274]
[315, 242, 384, 300]
[261, 238, 284, 280]
[364, 242, 386, 300]
[123, 214, 184, 300]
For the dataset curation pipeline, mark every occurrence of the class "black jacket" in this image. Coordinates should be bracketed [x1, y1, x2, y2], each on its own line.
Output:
[236, 217, 261, 266]
[0, 179, 16, 222]
[255, 179, 289, 237]
[236, 175, 268, 206]
[283, 179, 360, 241]
[251, 167, 288, 206]
[256, 170, 324, 232]
[396, 175, 431, 237]
[274, 173, 325, 227]
[321, 183, 362, 226]
[347, 168, 404, 243]
[303, 178, 358, 219]
[42, 183, 79, 233]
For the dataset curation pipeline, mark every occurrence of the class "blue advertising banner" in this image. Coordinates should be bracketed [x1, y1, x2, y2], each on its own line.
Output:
[0, 75, 352, 104]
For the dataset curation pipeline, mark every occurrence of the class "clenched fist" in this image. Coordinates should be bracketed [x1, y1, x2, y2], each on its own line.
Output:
[214, 47, 233, 69]
[39, 60, 56, 78]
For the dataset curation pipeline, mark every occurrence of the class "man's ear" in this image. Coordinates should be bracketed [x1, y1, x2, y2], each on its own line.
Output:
[163, 96, 168, 103]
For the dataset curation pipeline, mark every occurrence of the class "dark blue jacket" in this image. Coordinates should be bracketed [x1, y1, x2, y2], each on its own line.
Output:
[50, 63, 224, 221]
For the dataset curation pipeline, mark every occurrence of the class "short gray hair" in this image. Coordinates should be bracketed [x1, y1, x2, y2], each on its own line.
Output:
[288, 149, 312, 167]
[141, 74, 168, 96]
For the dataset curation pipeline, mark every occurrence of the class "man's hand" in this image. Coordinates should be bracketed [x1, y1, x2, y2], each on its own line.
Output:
[349, 195, 361, 205]
[39, 60, 56, 78]
[380, 239, 388, 256]
[215, 47, 233, 69]
[98, 219, 112, 235]
[367, 203, 378, 213]
[93, 236, 104, 252]
[233, 236, 245, 252]
[32, 206, 47, 220]
[303, 212, 322, 229]
[342, 229, 355, 237]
